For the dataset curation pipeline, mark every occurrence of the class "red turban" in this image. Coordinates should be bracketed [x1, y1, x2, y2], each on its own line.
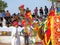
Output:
[13, 21, 18, 26]
[19, 4, 24, 8]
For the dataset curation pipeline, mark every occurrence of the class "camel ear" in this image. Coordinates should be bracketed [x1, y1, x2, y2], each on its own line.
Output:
[37, 26, 44, 40]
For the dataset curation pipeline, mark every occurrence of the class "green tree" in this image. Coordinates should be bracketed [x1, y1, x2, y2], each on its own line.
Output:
[0, 0, 7, 12]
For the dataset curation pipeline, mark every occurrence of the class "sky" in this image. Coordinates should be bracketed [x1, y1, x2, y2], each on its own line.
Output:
[2, 0, 52, 14]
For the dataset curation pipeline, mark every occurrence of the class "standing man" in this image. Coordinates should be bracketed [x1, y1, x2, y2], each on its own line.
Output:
[34, 7, 38, 18]
[24, 27, 29, 45]
[11, 21, 20, 45]
[0, 11, 3, 27]
[39, 7, 43, 17]
[44, 6, 48, 17]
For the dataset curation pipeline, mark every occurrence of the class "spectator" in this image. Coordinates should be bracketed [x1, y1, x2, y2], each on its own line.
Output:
[5, 10, 12, 26]
[24, 9, 31, 20]
[44, 6, 48, 16]
[0, 17, 3, 27]
[0, 12, 2, 18]
[19, 4, 24, 16]
[2, 10, 6, 18]
[11, 13, 16, 22]
[24, 27, 29, 45]
[39, 7, 43, 17]
[0, 11, 3, 27]
[6, 10, 10, 17]
[34, 7, 38, 18]
[13, 14, 19, 22]
[32, 13, 35, 18]
[26, 7, 30, 13]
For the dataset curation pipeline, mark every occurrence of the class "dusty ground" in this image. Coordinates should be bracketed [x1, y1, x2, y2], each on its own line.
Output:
[0, 43, 43, 45]
[0, 43, 10, 45]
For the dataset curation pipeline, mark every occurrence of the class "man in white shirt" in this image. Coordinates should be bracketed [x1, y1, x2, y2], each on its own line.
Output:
[11, 21, 20, 45]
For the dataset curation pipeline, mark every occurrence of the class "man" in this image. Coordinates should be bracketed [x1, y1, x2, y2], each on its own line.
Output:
[5, 10, 11, 26]
[39, 7, 43, 17]
[0, 12, 3, 27]
[44, 6, 48, 17]
[6, 10, 10, 17]
[34, 7, 38, 18]
[24, 27, 29, 45]
[0, 17, 3, 27]
[11, 21, 20, 45]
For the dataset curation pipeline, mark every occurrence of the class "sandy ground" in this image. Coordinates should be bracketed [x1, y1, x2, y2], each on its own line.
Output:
[0, 43, 43, 45]
[0, 43, 10, 45]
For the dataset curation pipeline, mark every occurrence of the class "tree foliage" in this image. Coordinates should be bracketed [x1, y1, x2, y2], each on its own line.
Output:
[0, 0, 7, 12]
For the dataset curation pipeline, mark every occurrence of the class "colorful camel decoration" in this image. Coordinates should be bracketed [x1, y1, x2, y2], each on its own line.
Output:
[38, 10, 60, 45]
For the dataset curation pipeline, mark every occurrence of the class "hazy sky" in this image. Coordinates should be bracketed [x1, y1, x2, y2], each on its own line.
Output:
[3, 0, 52, 14]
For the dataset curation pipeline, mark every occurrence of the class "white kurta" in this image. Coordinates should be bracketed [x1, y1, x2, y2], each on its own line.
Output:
[11, 26, 20, 45]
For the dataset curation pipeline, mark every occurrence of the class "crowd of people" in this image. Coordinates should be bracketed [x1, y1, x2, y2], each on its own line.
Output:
[0, 5, 52, 45]
[0, 5, 49, 27]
